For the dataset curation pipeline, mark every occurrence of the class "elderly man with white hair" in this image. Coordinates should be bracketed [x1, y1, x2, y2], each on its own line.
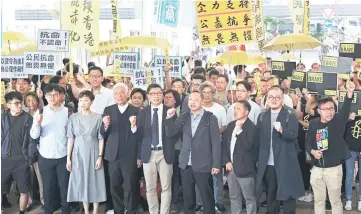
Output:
[100, 82, 141, 214]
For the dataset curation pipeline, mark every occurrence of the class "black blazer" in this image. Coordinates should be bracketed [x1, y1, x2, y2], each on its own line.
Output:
[101, 104, 139, 162]
[222, 118, 257, 178]
[137, 105, 175, 164]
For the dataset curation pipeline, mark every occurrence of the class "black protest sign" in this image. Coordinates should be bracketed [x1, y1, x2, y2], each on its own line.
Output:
[290, 71, 306, 90]
[321, 56, 353, 74]
[306, 72, 338, 96]
[338, 91, 361, 116]
[339, 43, 361, 61]
[271, 61, 296, 80]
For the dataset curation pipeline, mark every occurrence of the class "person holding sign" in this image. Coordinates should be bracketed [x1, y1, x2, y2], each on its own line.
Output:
[306, 81, 355, 214]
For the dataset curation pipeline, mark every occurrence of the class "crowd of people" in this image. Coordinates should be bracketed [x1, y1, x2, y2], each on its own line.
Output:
[1, 57, 361, 214]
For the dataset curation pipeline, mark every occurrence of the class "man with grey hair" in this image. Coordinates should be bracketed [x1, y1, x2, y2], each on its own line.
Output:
[100, 82, 141, 214]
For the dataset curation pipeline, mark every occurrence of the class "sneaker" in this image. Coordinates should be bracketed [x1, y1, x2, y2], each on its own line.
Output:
[326, 200, 332, 211]
[345, 200, 352, 211]
[261, 200, 267, 207]
[215, 203, 226, 213]
[298, 195, 305, 201]
[194, 205, 202, 212]
[303, 192, 314, 203]
[358, 201, 361, 212]
[171, 203, 178, 213]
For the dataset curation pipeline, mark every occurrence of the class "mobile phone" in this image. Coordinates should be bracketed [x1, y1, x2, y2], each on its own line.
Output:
[295, 88, 302, 95]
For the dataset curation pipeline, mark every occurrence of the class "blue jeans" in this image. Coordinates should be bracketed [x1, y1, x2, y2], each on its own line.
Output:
[345, 151, 361, 200]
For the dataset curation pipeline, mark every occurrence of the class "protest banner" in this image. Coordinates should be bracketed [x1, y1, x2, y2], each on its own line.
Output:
[288, 0, 305, 34]
[133, 67, 164, 90]
[157, 0, 180, 28]
[290, 71, 306, 91]
[24, 52, 60, 75]
[303, 0, 310, 34]
[1, 81, 5, 104]
[90, 38, 129, 57]
[339, 43, 361, 62]
[37, 29, 70, 52]
[1, 56, 28, 78]
[195, 0, 255, 47]
[306, 72, 338, 96]
[154, 55, 182, 78]
[338, 91, 361, 116]
[61, 0, 100, 50]
[271, 61, 296, 80]
[251, 0, 265, 52]
[111, 0, 122, 36]
[113, 52, 139, 76]
[321, 55, 353, 75]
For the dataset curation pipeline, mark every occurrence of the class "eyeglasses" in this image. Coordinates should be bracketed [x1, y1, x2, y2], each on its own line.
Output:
[319, 107, 335, 112]
[8, 102, 22, 106]
[267, 96, 282, 101]
[46, 93, 60, 98]
[149, 92, 163, 96]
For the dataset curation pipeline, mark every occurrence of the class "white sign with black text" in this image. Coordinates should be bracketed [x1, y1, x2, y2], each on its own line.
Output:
[24, 52, 60, 75]
[113, 52, 139, 76]
[37, 29, 70, 52]
[1, 56, 28, 78]
[133, 67, 164, 90]
[154, 55, 182, 78]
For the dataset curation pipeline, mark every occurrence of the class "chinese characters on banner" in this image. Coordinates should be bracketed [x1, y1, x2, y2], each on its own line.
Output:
[61, 0, 100, 50]
[303, 0, 310, 34]
[251, 0, 265, 52]
[1, 56, 28, 78]
[113, 52, 139, 76]
[288, 0, 305, 33]
[90, 38, 129, 57]
[37, 30, 70, 52]
[1, 81, 5, 104]
[23, 52, 60, 75]
[158, 0, 180, 28]
[154, 56, 182, 78]
[195, 0, 255, 47]
[133, 67, 164, 90]
[111, 0, 122, 35]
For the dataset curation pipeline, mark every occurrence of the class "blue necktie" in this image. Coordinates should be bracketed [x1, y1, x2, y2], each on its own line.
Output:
[152, 108, 159, 147]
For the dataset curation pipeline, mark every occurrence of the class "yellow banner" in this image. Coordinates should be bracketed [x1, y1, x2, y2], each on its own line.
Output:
[111, 0, 122, 36]
[90, 38, 129, 56]
[272, 61, 285, 71]
[322, 56, 338, 67]
[308, 72, 323, 83]
[340, 44, 355, 53]
[251, 0, 265, 52]
[195, 1, 255, 47]
[1, 81, 5, 105]
[292, 71, 305, 82]
[303, 0, 310, 34]
[61, 0, 100, 50]
[288, 0, 304, 34]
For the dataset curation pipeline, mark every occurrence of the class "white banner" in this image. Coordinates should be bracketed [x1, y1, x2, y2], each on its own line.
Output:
[133, 67, 164, 90]
[113, 52, 139, 76]
[1, 56, 28, 78]
[24, 52, 60, 75]
[154, 55, 182, 78]
[37, 29, 70, 52]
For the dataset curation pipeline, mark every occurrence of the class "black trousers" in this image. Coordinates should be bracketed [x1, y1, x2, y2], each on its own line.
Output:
[298, 151, 311, 191]
[181, 166, 215, 214]
[103, 160, 113, 210]
[264, 165, 296, 214]
[108, 159, 138, 214]
[38, 155, 70, 214]
[171, 150, 181, 205]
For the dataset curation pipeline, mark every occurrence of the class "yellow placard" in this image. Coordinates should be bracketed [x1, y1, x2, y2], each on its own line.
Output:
[358, 110, 361, 116]
[308, 73, 323, 83]
[111, 0, 122, 36]
[340, 44, 355, 53]
[324, 90, 336, 96]
[339, 73, 351, 80]
[288, 0, 305, 34]
[322, 56, 338, 67]
[1, 81, 5, 105]
[146, 69, 152, 85]
[339, 91, 346, 102]
[303, 0, 310, 34]
[274, 78, 279, 86]
[114, 59, 121, 76]
[251, 0, 265, 52]
[272, 62, 285, 71]
[90, 38, 129, 56]
[61, 0, 100, 50]
[356, 58, 361, 63]
[195, 1, 255, 47]
[292, 71, 305, 82]
[352, 92, 357, 103]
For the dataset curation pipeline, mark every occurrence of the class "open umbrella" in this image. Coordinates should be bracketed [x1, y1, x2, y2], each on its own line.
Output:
[2, 43, 37, 56]
[212, 50, 265, 65]
[263, 33, 322, 51]
[2, 31, 31, 52]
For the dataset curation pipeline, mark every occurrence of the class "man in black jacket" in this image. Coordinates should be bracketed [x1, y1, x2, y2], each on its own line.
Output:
[306, 80, 355, 214]
[1, 91, 32, 214]
[223, 100, 257, 214]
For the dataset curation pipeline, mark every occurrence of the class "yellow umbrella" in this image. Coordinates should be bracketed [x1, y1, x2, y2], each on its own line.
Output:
[120, 35, 171, 49]
[263, 33, 322, 51]
[2, 43, 37, 56]
[279, 52, 299, 61]
[212, 50, 265, 65]
[2, 31, 31, 44]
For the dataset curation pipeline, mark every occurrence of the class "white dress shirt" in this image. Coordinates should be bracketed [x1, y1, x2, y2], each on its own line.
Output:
[30, 105, 69, 159]
[90, 86, 115, 114]
[230, 121, 244, 162]
[151, 104, 163, 147]
[226, 99, 261, 125]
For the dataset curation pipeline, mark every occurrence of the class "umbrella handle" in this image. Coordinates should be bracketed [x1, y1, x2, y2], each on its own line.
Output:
[8, 40, 11, 52]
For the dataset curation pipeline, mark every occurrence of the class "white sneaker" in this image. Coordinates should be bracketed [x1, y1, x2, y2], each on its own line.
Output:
[298, 195, 305, 201]
[303, 192, 314, 202]
[345, 200, 352, 211]
[358, 201, 361, 211]
[106, 210, 114, 214]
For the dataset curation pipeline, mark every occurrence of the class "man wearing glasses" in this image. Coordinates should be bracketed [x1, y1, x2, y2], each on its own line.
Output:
[306, 81, 355, 213]
[1, 91, 33, 214]
[255, 85, 305, 214]
[30, 83, 72, 214]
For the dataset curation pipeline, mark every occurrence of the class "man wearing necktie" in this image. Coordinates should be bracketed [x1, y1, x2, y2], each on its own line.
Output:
[135, 84, 176, 214]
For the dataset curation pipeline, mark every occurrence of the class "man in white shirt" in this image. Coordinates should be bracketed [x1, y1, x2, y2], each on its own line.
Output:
[30, 83, 71, 214]
[88, 66, 115, 114]
[227, 81, 261, 125]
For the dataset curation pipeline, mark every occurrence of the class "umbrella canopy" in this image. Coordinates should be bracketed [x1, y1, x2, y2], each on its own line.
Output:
[2, 43, 37, 56]
[263, 33, 322, 51]
[212, 50, 265, 65]
[279, 52, 299, 61]
[120, 35, 171, 49]
[2, 31, 31, 44]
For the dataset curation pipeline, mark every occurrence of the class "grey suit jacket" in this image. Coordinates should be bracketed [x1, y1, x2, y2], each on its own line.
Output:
[165, 110, 222, 173]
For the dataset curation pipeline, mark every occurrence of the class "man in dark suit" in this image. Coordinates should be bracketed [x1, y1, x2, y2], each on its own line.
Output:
[223, 100, 257, 214]
[165, 91, 221, 214]
[101, 83, 140, 214]
[134, 83, 175, 214]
